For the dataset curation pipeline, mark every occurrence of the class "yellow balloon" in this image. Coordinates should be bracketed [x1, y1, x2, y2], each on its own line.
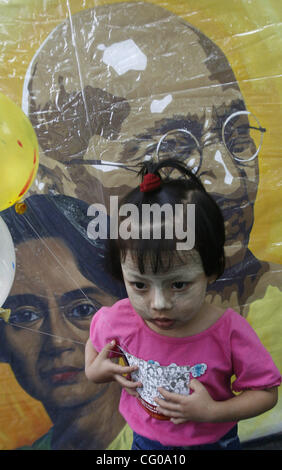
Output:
[0, 93, 39, 211]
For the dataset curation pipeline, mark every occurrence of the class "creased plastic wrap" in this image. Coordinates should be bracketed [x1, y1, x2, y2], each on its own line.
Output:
[0, 0, 281, 450]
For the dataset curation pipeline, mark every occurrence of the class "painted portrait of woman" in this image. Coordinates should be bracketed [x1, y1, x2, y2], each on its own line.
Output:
[0, 194, 131, 449]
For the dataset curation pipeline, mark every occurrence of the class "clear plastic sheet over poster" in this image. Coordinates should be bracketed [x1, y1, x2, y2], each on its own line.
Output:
[0, 0, 281, 450]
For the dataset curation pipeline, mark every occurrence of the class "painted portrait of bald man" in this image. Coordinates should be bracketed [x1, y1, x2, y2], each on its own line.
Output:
[22, 1, 282, 443]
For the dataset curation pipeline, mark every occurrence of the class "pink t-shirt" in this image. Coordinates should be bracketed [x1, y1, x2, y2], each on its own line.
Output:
[90, 298, 281, 446]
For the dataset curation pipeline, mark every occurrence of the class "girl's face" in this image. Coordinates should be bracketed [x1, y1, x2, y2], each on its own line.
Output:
[121, 250, 212, 337]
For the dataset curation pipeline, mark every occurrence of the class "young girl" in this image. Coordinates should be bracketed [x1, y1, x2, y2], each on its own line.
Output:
[85, 158, 281, 450]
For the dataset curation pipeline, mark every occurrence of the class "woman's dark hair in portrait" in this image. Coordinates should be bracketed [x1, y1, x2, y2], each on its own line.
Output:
[1, 194, 127, 300]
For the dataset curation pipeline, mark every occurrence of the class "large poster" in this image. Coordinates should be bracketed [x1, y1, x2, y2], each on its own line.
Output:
[0, 0, 281, 449]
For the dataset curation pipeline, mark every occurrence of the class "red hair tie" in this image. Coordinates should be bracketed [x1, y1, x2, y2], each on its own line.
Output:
[140, 173, 161, 192]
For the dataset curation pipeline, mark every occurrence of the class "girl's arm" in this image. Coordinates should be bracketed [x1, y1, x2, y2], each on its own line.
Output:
[208, 386, 277, 423]
[155, 379, 278, 424]
[85, 338, 142, 396]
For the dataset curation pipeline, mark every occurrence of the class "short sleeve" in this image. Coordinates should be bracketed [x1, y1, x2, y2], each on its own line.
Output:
[89, 306, 120, 358]
[90, 307, 108, 352]
[231, 314, 282, 393]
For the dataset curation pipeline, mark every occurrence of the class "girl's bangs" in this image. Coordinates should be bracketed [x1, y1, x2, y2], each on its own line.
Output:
[119, 236, 188, 274]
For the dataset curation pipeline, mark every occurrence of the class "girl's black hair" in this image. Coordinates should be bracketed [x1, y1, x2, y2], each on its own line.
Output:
[107, 157, 226, 281]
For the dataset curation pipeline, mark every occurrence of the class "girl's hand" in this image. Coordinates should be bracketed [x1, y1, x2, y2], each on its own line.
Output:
[155, 380, 279, 425]
[87, 340, 142, 397]
[154, 379, 216, 424]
